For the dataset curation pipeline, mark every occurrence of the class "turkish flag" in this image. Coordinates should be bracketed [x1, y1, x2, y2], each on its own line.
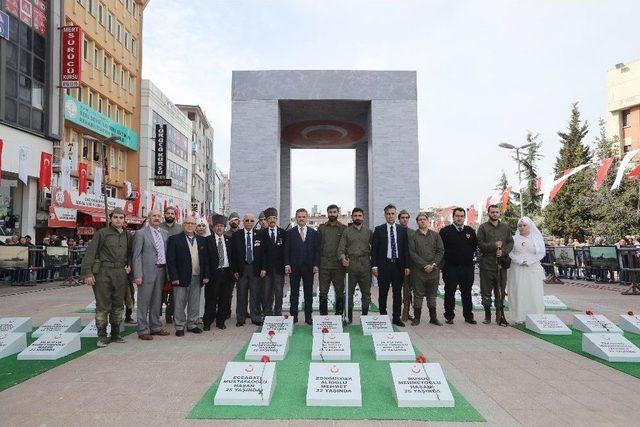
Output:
[39, 152, 52, 189]
[467, 205, 477, 225]
[132, 189, 141, 215]
[594, 157, 614, 190]
[501, 186, 512, 213]
[629, 163, 640, 180]
[78, 163, 88, 194]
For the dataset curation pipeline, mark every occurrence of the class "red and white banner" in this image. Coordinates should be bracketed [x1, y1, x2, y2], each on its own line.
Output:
[611, 149, 640, 190]
[48, 187, 135, 228]
[19, 0, 32, 26]
[594, 157, 614, 190]
[32, 6, 46, 36]
[61, 26, 83, 88]
[38, 152, 52, 190]
[78, 163, 88, 194]
[6, 0, 20, 17]
[629, 164, 640, 180]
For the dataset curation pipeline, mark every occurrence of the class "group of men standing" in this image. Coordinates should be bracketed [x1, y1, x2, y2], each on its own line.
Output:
[81, 201, 514, 347]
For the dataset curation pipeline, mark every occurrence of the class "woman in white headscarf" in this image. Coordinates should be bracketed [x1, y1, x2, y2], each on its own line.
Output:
[506, 216, 546, 323]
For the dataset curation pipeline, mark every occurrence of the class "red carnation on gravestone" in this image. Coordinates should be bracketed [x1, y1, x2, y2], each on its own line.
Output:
[585, 310, 594, 315]
[321, 327, 329, 334]
[284, 314, 289, 319]
[268, 330, 275, 337]
[415, 355, 426, 363]
[628, 310, 634, 316]
[260, 355, 271, 363]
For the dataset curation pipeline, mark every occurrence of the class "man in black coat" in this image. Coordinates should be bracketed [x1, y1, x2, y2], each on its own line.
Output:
[204, 214, 234, 330]
[371, 204, 410, 327]
[259, 207, 287, 316]
[231, 212, 263, 326]
[284, 208, 320, 324]
[166, 216, 210, 336]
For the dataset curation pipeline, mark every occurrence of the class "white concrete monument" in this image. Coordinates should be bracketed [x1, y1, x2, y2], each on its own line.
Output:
[312, 315, 343, 334]
[525, 314, 572, 335]
[17, 332, 81, 360]
[245, 332, 289, 361]
[306, 362, 362, 407]
[572, 314, 623, 334]
[261, 315, 294, 337]
[543, 295, 568, 310]
[582, 333, 640, 362]
[213, 361, 277, 406]
[311, 332, 351, 361]
[360, 315, 393, 335]
[618, 314, 640, 335]
[0, 317, 32, 333]
[79, 320, 125, 338]
[389, 362, 455, 407]
[372, 332, 415, 360]
[32, 317, 82, 338]
[0, 332, 28, 358]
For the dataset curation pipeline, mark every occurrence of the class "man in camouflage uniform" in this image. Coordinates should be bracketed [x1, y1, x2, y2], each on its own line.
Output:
[398, 209, 414, 322]
[81, 208, 132, 347]
[318, 204, 347, 316]
[337, 207, 372, 323]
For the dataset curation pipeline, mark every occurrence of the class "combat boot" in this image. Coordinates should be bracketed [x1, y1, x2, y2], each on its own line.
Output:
[429, 307, 443, 326]
[110, 324, 126, 343]
[411, 308, 421, 326]
[483, 308, 491, 325]
[97, 327, 109, 348]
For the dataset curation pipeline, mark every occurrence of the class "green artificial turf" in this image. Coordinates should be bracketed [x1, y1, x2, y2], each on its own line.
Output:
[0, 327, 136, 392]
[187, 324, 485, 421]
[512, 323, 640, 379]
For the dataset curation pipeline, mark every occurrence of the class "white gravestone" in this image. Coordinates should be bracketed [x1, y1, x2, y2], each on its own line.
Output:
[525, 314, 571, 335]
[282, 298, 290, 311]
[360, 315, 394, 335]
[17, 332, 81, 360]
[372, 332, 416, 360]
[312, 315, 343, 333]
[353, 286, 362, 310]
[619, 314, 640, 335]
[544, 295, 568, 310]
[245, 332, 289, 361]
[306, 362, 362, 407]
[261, 316, 294, 337]
[32, 317, 82, 338]
[213, 361, 277, 406]
[390, 362, 455, 407]
[582, 333, 640, 362]
[573, 314, 623, 334]
[79, 320, 125, 338]
[0, 332, 28, 358]
[312, 332, 351, 361]
[85, 300, 96, 311]
[471, 295, 484, 309]
[0, 317, 32, 333]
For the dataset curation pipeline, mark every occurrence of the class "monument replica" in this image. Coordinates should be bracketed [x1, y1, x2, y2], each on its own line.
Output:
[230, 70, 420, 227]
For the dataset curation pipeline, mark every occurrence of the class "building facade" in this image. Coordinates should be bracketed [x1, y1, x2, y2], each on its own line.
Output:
[0, 0, 64, 240]
[139, 80, 192, 218]
[607, 59, 640, 154]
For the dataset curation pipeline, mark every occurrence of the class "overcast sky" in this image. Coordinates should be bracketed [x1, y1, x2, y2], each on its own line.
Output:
[142, 0, 639, 213]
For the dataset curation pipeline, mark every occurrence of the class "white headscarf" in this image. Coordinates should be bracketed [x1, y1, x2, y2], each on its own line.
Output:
[515, 216, 545, 254]
[196, 216, 211, 237]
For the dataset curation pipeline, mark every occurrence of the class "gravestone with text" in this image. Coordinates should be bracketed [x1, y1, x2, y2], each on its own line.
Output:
[261, 316, 294, 336]
[618, 314, 640, 335]
[306, 362, 362, 407]
[0, 317, 32, 333]
[525, 314, 572, 335]
[360, 315, 393, 335]
[32, 317, 82, 338]
[372, 332, 415, 360]
[572, 314, 623, 334]
[79, 320, 125, 338]
[0, 332, 28, 358]
[312, 332, 351, 361]
[17, 332, 81, 360]
[312, 315, 343, 333]
[245, 332, 289, 361]
[213, 361, 276, 406]
[544, 295, 568, 310]
[390, 362, 455, 407]
[582, 333, 640, 362]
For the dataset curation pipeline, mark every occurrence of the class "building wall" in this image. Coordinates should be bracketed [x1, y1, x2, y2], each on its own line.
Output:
[607, 59, 640, 153]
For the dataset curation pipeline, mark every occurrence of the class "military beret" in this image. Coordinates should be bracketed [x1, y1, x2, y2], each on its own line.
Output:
[258, 211, 266, 220]
[228, 212, 240, 220]
[264, 207, 278, 218]
[212, 214, 227, 226]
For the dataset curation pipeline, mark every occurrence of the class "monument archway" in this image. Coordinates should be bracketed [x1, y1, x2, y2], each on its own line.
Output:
[230, 70, 420, 227]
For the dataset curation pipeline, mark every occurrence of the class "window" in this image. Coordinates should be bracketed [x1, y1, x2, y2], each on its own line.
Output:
[77, 0, 85, 6]
[118, 151, 125, 171]
[88, 90, 94, 108]
[107, 103, 112, 118]
[116, 21, 122, 42]
[622, 110, 631, 127]
[110, 147, 116, 168]
[107, 12, 113, 33]
[124, 31, 129, 50]
[112, 63, 117, 82]
[98, 3, 105, 25]
[83, 39, 88, 61]
[98, 97, 103, 113]
[94, 48, 100, 69]
[132, 2, 138, 19]
[93, 142, 102, 162]
[131, 38, 137, 57]
[88, 0, 95, 16]
[129, 76, 134, 94]
[82, 138, 91, 159]
[103, 55, 109, 76]
[120, 69, 125, 86]
[77, 86, 83, 103]
[105, 186, 117, 198]
[116, 108, 121, 123]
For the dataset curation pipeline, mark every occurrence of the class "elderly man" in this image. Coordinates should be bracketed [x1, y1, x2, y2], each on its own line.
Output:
[232, 213, 263, 326]
[204, 214, 234, 330]
[132, 209, 171, 340]
[259, 208, 286, 316]
[166, 215, 210, 336]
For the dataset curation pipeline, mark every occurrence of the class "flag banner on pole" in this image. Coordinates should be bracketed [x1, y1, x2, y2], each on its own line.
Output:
[93, 167, 103, 196]
[78, 163, 88, 194]
[501, 186, 512, 212]
[18, 146, 30, 184]
[611, 149, 640, 190]
[38, 152, 52, 190]
[594, 157, 615, 190]
[628, 163, 640, 180]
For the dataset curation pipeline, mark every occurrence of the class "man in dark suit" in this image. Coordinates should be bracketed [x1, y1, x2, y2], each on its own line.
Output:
[371, 204, 410, 327]
[284, 208, 320, 324]
[439, 207, 478, 325]
[204, 214, 234, 330]
[231, 212, 263, 326]
[166, 215, 210, 336]
[259, 207, 286, 316]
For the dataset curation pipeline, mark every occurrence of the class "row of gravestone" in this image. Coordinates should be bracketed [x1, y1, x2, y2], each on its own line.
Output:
[214, 314, 455, 408]
[437, 285, 569, 310]
[525, 313, 640, 362]
[0, 317, 123, 360]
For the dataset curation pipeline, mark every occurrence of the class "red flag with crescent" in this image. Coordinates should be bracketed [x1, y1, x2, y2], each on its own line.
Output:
[132, 188, 141, 216]
[39, 152, 52, 189]
[594, 157, 614, 190]
[78, 163, 88, 194]
[501, 186, 512, 212]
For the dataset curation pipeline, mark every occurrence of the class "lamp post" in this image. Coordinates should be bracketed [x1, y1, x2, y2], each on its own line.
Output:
[100, 136, 121, 227]
[499, 142, 535, 218]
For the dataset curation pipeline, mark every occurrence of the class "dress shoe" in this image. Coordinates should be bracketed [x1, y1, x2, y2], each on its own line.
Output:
[188, 327, 203, 334]
[236, 321, 245, 327]
[292, 316, 298, 324]
[203, 325, 211, 331]
[217, 324, 227, 330]
[465, 319, 477, 325]
[251, 320, 263, 326]
[305, 318, 313, 325]
[151, 329, 170, 336]
[111, 335, 126, 343]
[175, 330, 185, 337]
[445, 319, 454, 325]
[138, 334, 153, 340]
[124, 317, 136, 324]
[392, 318, 405, 327]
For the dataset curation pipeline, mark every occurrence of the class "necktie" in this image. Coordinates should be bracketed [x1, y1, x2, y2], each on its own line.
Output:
[271, 229, 276, 243]
[217, 237, 224, 268]
[187, 236, 195, 247]
[390, 225, 397, 259]
[151, 228, 165, 264]
[246, 231, 253, 263]
[457, 226, 462, 232]
[299, 226, 305, 242]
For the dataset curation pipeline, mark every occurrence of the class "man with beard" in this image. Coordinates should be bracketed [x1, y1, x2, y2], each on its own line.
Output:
[224, 212, 241, 319]
[398, 209, 414, 322]
[159, 206, 182, 324]
[259, 208, 286, 316]
[337, 208, 372, 323]
[317, 204, 347, 316]
[257, 211, 268, 230]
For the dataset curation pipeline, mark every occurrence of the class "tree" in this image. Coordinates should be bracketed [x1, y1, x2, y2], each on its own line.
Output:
[495, 170, 519, 230]
[517, 132, 543, 217]
[543, 103, 593, 240]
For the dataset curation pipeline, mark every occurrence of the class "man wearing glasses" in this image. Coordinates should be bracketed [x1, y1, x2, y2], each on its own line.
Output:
[231, 213, 263, 326]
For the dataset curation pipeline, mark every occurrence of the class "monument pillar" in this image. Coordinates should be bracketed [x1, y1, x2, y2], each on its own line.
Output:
[354, 143, 370, 229]
[279, 143, 291, 227]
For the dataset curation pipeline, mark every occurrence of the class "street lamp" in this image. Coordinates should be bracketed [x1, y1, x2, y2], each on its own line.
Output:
[498, 142, 535, 218]
[101, 136, 121, 226]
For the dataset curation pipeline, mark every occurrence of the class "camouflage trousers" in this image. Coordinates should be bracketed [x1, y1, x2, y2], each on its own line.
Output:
[93, 267, 128, 333]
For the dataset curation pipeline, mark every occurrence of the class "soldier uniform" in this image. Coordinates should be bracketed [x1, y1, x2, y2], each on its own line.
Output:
[398, 209, 415, 322]
[477, 220, 514, 324]
[80, 208, 132, 346]
[408, 228, 444, 325]
[318, 220, 347, 315]
[337, 225, 372, 322]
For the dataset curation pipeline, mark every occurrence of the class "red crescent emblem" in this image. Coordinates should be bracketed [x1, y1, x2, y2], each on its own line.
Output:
[245, 364, 254, 372]
[411, 365, 421, 373]
[330, 365, 339, 373]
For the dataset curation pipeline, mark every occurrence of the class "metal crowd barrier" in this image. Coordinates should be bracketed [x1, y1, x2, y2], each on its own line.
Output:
[0, 245, 87, 286]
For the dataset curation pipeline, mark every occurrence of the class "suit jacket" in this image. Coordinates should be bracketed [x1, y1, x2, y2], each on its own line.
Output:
[371, 222, 409, 270]
[231, 228, 263, 277]
[166, 232, 209, 287]
[131, 225, 168, 284]
[260, 226, 286, 275]
[205, 233, 233, 274]
[284, 226, 320, 273]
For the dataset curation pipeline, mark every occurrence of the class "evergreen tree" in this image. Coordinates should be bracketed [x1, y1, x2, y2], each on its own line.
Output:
[517, 132, 543, 217]
[495, 170, 519, 230]
[543, 103, 593, 240]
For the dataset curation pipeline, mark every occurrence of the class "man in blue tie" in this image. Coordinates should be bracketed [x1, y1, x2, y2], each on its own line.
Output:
[231, 213, 263, 326]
